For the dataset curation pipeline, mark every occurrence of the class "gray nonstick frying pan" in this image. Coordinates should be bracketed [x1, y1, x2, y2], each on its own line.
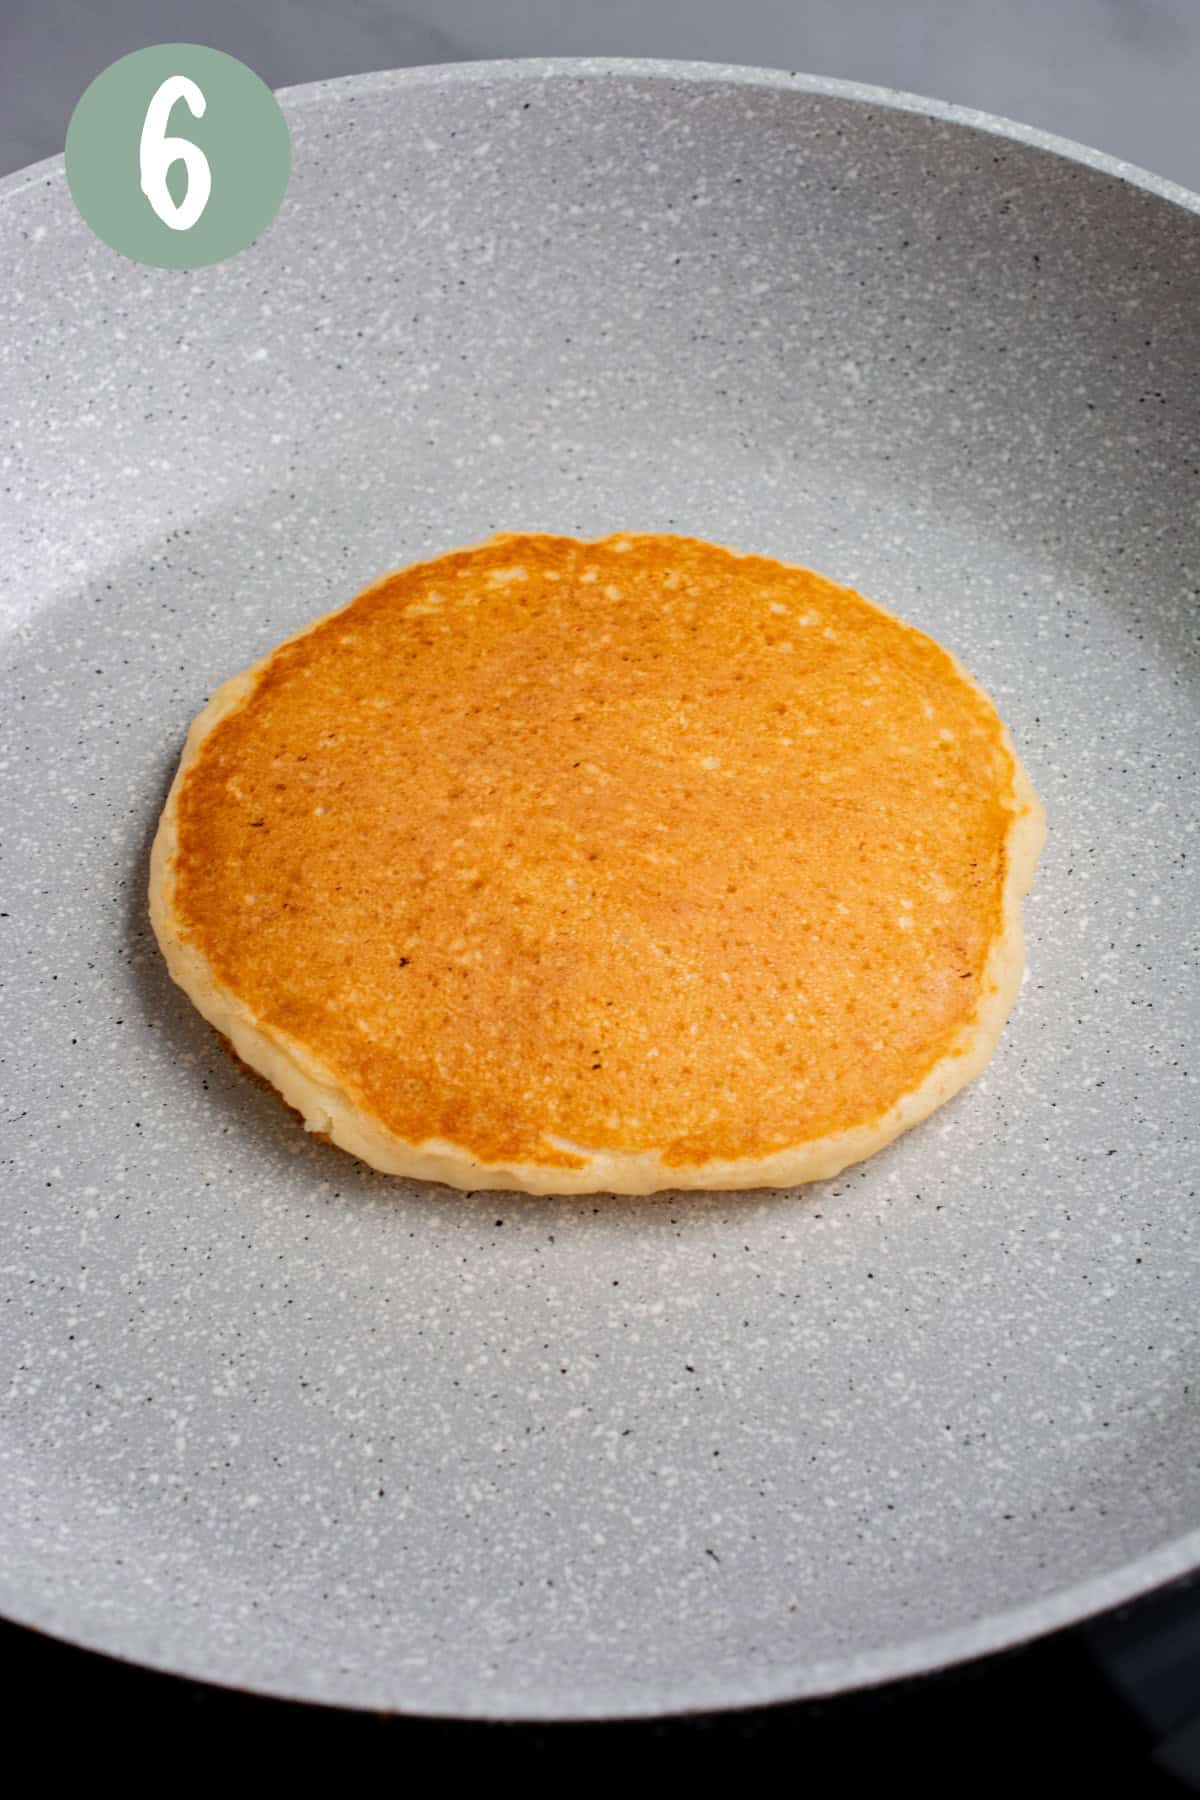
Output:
[0, 60, 1197, 1719]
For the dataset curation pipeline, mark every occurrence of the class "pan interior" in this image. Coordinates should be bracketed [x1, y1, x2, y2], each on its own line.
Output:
[0, 64, 1197, 1718]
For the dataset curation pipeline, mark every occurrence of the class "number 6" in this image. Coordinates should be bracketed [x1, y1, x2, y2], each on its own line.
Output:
[139, 76, 212, 231]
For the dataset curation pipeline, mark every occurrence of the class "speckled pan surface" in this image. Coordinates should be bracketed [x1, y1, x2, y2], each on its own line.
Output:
[1, 60, 1197, 1720]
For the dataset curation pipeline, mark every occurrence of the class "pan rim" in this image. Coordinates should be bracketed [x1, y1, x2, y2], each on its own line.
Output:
[1, 53, 1197, 1719]
[1, 1530, 1198, 1721]
[3, 54, 1198, 218]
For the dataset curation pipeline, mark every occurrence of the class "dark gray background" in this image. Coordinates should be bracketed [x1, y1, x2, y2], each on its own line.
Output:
[2, 0, 1198, 189]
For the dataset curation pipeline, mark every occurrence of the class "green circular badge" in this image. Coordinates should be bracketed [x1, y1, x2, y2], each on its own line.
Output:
[65, 44, 291, 270]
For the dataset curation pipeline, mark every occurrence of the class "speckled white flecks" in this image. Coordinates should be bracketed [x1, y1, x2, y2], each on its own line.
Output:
[0, 61, 1198, 1721]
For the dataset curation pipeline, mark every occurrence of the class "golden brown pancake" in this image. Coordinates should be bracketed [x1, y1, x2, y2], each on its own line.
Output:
[150, 533, 1044, 1193]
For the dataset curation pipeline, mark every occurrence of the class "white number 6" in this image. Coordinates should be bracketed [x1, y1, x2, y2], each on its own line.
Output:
[139, 76, 212, 232]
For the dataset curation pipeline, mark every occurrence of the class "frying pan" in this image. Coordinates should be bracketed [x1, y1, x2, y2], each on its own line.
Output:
[0, 59, 1197, 1721]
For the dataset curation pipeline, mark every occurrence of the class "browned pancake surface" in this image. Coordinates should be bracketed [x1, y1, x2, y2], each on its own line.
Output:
[169, 533, 1020, 1170]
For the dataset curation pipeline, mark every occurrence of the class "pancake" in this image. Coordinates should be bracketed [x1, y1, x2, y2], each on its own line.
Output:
[149, 532, 1044, 1194]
